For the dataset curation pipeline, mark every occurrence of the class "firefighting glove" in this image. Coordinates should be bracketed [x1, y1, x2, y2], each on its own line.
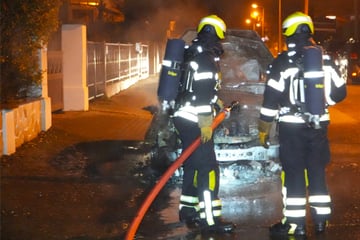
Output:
[198, 114, 213, 143]
[215, 98, 224, 110]
[215, 98, 230, 119]
[258, 119, 272, 149]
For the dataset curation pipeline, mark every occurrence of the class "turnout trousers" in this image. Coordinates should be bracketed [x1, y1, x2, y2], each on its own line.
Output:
[173, 116, 222, 226]
[278, 122, 332, 226]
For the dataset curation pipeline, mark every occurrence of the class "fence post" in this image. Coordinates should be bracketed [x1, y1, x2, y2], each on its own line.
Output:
[118, 44, 121, 84]
[61, 24, 89, 111]
[103, 42, 107, 97]
[38, 46, 52, 131]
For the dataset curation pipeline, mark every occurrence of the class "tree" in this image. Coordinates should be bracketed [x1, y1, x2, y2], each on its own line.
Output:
[0, 0, 61, 103]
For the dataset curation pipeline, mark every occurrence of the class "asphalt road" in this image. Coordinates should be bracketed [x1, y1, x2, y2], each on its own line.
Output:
[146, 84, 360, 240]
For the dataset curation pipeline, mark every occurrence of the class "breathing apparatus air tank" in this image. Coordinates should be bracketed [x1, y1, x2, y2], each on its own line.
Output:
[157, 38, 186, 111]
[302, 46, 326, 129]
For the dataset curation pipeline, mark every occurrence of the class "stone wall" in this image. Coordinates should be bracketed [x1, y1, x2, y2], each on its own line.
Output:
[14, 101, 42, 147]
[1, 99, 45, 156]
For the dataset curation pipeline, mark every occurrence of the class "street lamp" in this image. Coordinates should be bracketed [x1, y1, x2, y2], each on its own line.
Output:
[250, 9, 259, 32]
[278, 0, 282, 52]
[245, 18, 255, 30]
[251, 3, 265, 37]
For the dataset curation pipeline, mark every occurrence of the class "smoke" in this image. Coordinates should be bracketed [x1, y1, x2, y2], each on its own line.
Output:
[114, 0, 352, 43]
[119, 0, 303, 43]
[120, 0, 208, 42]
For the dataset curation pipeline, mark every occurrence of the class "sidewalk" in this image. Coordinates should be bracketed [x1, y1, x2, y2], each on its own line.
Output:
[1, 75, 161, 240]
[54, 75, 159, 142]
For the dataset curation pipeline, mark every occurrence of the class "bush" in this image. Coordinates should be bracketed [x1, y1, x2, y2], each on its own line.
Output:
[0, 0, 61, 103]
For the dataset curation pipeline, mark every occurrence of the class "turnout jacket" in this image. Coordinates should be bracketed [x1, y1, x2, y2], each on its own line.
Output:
[174, 41, 221, 122]
[260, 47, 347, 124]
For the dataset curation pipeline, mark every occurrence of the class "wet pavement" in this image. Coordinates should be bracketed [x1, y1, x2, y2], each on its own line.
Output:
[1, 76, 360, 240]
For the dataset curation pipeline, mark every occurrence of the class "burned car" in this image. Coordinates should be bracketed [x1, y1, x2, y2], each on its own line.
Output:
[146, 29, 280, 179]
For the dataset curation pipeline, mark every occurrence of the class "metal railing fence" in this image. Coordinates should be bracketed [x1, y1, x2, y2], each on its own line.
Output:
[87, 42, 149, 100]
[47, 50, 64, 111]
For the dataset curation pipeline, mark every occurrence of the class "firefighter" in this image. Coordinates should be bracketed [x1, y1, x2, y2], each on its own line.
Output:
[172, 15, 234, 234]
[258, 12, 347, 237]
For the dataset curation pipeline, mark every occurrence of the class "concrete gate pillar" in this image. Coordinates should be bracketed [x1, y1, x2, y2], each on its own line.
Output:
[38, 46, 52, 130]
[61, 24, 89, 111]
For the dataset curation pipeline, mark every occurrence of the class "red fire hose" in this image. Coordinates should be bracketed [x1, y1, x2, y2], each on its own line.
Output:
[125, 105, 234, 240]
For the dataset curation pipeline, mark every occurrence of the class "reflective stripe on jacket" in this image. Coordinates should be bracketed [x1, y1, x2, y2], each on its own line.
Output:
[174, 44, 221, 123]
[260, 49, 346, 124]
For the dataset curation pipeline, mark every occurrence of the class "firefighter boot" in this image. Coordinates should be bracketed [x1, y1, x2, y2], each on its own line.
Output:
[315, 221, 328, 234]
[179, 207, 200, 229]
[310, 206, 330, 234]
[269, 221, 306, 237]
[200, 218, 235, 234]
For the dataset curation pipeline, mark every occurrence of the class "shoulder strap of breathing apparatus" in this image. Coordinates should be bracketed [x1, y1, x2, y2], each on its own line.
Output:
[174, 43, 203, 108]
[177, 45, 199, 95]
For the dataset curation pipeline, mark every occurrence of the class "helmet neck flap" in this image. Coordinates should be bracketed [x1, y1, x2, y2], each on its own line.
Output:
[286, 32, 314, 51]
[193, 31, 224, 57]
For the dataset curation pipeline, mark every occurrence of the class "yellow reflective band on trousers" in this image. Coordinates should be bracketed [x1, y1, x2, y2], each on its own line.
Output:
[281, 170, 309, 187]
[304, 169, 309, 187]
[179, 195, 200, 212]
[286, 198, 307, 206]
[193, 170, 198, 188]
[200, 210, 221, 220]
[180, 195, 199, 204]
[311, 206, 331, 215]
[193, 170, 216, 190]
[199, 191, 223, 226]
[309, 195, 332, 215]
[199, 201, 222, 220]
[309, 195, 331, 203]
[284, 209, 306, 218]
[281, 170, 307, 220]
[209, 170, 216, 191]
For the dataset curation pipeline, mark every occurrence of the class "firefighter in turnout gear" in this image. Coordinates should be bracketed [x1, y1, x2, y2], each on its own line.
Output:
[173, 15, 235, 234]
[259, 12, 347, 237]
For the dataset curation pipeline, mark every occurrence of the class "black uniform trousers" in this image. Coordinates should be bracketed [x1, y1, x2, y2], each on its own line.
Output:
[279, 121, 332, 225]
[173, 116, 221, 221]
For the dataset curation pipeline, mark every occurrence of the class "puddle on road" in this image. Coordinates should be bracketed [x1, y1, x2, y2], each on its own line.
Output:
[50, 140, 157, 178]
[48, 139, 283, 239]
[152, 161, 282, 239]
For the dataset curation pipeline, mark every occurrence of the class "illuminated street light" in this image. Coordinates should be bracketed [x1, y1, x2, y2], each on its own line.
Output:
[79, 1, 99, 6]
[250, 10, 260, 19]
[245, 18, 255, 30]
[249, 10, 259, 33]
[251, 3, 265, 37]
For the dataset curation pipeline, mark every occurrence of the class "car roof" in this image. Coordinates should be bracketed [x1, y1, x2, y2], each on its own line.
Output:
[181, 29, 274, 83]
